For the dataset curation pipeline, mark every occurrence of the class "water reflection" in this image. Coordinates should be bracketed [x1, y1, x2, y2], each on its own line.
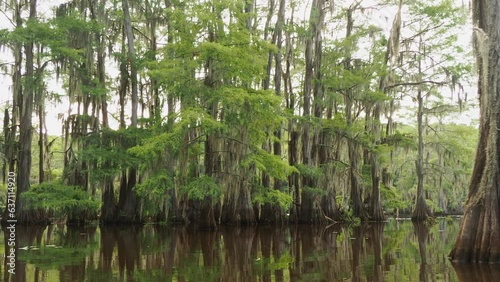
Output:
[0, 219, 492, 281]
[453, 263, 500, 282]
[413, 222, 430, 282]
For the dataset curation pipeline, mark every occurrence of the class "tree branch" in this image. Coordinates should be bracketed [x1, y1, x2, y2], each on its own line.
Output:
[384, 80, 447, 90]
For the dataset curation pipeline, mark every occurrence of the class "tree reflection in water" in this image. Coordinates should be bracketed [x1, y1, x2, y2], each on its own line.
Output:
[413, 221, 430, 282]
[1, 218, 488, 281]
[453, 263, 500, 282]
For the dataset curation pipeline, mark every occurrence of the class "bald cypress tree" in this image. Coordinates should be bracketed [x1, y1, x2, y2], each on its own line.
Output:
[449, 0, 500, 263]
[17, 0, 45, 223]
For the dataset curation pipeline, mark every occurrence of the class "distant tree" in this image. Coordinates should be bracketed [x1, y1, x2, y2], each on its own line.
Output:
[390, 0, 468, 221]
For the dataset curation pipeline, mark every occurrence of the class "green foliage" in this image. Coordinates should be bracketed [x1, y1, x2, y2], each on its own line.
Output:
[21, 182, 99, 218]
[0, 0, 477, 224]
[295, 164, 322, 179]
[30, 135, 64, 183]
[409, 0, 466, 26]
[303, 186, 328, 197]
[180, 175, 221, 201]
[384, 131, 416, 149]
[80, 128, 142, 182]
[243, 149, 297, 180]
[135, 171, 173, 198]
[253, 186, 293, 210]
[135, 170, 174, 217]
[129, 108, 223, 166]
[380, 184, 406, 211]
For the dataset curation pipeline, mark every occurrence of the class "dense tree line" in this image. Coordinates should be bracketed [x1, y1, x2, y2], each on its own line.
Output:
[0, 0, 476, 226]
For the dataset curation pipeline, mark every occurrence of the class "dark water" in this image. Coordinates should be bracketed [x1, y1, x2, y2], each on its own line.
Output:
[0, 218, 496, 281]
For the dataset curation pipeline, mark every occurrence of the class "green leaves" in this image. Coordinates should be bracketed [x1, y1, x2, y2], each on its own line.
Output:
[21, 183, 99, 217]
[384, 131, 417, 150]
[135, 171, 174, 198]
[180, 176, 221, 201]
[79, 128, 142, 182]
[244, 149, 298, 181]
[295, 164, 322, 179]
[135, 170, 174, 216]
[253, 186, 293, 210]
[381, 184, 406, 211]
[410, 0, 466, 25]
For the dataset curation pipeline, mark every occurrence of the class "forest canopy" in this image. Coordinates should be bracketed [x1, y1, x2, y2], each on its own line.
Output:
[0, 0, 477, 226]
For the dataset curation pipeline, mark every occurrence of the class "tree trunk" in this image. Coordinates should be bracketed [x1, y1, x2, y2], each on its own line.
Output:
[344, 4, 366, 220]
[92, 4, 116, 223]
[288, 130, 300, 222]
[1, 2, 21, 218]
[299, 0, 325, 223]
[38, 99, 45, 184]
[258, 0, 286, 225]
[369, 102, 385, 221]
[348, 139, 364, 219]
[115, 0, 141, 223]
[412, 86, 431, 221]
[369, 155, 385, 221]
[165, 96, 179, 222]
[449, 0, 500, 263]
[123, 0, 138, 128]
[16, 0, 46, 223]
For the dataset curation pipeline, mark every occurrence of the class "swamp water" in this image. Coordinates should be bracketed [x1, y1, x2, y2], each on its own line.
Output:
[0, 218, 497, 281]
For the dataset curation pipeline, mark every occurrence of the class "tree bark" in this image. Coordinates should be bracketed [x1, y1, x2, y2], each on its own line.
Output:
[16, 0, 46, 223]
[38, 96, 45, 184]
[299, 0, 326, 223]
[449, 0, 500, 263]
[344, 4, 366, 220]
[123, 0, 138, 128]
[412, 86, 431, 221]
[115, 0, 141, 223]
[90, 2, 116, 223]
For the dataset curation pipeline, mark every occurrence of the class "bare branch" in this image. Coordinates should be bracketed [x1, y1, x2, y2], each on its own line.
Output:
[384, 80, 447, 90]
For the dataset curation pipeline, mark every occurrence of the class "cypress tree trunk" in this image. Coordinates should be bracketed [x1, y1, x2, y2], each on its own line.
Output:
[299, 0, 326, 223]
[344, 4, 366, 221]
[282, 4, 300, 223]
[16, 0, 47, 223]
[166, 94, 180, 223]
[318, 132, 343, 221]
[1, 0, 22, 220]
[258, 0, 286, 224]
[288, 129, 300, 222]
[38, 94, 45, 184]
[449, 0, 500, 263]
[348, 139, 364, 219]
[220, 130, 256, 225]
[197, 58, 217, 228]
[199, 132, 216, 228]
[115, 0, 141, 223]
[271, 0, 286, 224]
[411, 35, 432, 221]
[256, 0, 273, 221]
[91, 2, 116, 223]
[369, 127, 385, 221]
[412, 85, 431, 221]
